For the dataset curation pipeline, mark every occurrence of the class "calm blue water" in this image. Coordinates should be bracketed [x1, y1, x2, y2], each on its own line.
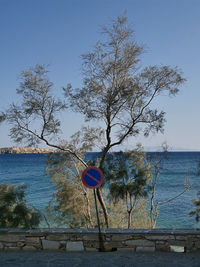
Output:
[0, 152, 200, 228]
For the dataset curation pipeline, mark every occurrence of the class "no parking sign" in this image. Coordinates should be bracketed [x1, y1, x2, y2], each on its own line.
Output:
[81, 166, 103, 189]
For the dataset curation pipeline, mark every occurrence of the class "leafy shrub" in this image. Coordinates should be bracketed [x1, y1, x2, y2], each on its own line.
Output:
[0, 183, 41, 228]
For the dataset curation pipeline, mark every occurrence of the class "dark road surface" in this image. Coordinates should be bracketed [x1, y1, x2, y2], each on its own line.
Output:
[0, 251, 200, 267]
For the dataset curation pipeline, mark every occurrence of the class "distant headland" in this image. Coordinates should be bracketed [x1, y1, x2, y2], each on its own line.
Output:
[0, 147, 55, 154]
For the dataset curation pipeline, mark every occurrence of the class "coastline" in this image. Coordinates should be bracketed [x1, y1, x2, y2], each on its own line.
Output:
[0, 147, 55, 154]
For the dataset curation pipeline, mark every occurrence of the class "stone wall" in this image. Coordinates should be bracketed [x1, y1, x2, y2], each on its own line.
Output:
[0, 229, 200, 252]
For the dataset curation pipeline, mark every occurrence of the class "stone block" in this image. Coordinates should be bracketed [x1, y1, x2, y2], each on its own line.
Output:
[25, 237, 40, 242]
[132, 235, 144, 240]
[42, 239, 60, 250]
[170, 245, 185, 252]
[83, 234, 99, 241]
[112, 235, 140, 241]
[25, 237, 41, 249]
[83, 241, 100, 248]
[60, 241, 67, 245]
[0, 235, 24, 242]
[25, 237, 40, 245]
[23, 245, 37, 251]
[136, 246, 155, 252]
[4, 242, 17, 247]
[25, 233, 44, 237]
[68, 234, 82, 241]
[175, 236, 187, 240]
[17, 241, 25, 247]
[66, 241, 84, 251]
[156, 244, 170, 252]
[168, 240, 186, 246]
[185, 241, 193, 250]
[156, 241, 167, 245]
[46, 234, 70, 241]
[146, 235, 174, 240]
[104, 241, 123, 249]
[126, 239, 155, 247]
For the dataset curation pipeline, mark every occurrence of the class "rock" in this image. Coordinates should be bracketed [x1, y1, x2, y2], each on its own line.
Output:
[112, 234, 136, 241]
[156, 244, 170, 252]
[0, 235, 24, 242]
[168, 240, 186, 246]
[146, 235, 174, 240]
[25, 237, 40, 245]
[46, 234, 70, 241]
[17, 241, 25, 247]
[104, 241, 122, 249]
[83, 234, 100, 241]
[0, 147, 55, 154]
[66, 241, 84, 251]
[42, 240, 60, 250]
[126, 239, 155, 247]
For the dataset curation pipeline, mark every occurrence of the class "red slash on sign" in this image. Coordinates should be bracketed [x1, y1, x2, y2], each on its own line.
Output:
[81, 166, 104, 189]
[85, 171, 101, 184]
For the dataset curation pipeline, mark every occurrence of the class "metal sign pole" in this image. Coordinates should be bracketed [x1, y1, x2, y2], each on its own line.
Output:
[81, 166, 105, 251]
[93, 188, 104, 252]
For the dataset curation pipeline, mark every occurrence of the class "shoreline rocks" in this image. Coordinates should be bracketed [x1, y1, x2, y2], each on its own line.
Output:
[0, 147, 55, 154]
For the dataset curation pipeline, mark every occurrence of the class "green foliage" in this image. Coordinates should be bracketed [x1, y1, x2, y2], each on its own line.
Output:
[64, 16, 185, 148]
[107, 198, 151, 228]
[189, 192, 200, 222]
[104, 148, 152, 201]
[0, 183, 41, 228]
[62, 17, 185, 227]
[190, 162, 200, 222]
[46, 149, 96, 228]
[101, 145, 152, 228]
[0, 15, 186, 229]
[5, 64, 66, 146]
[45, 144, 152, 229]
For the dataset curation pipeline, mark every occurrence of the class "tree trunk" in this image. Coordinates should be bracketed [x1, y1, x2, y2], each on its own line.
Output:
[82, 189, 94, 228]
[97, 144, 111, 228]
[127, 210, 131, 229]
[96, 188, 109, 228]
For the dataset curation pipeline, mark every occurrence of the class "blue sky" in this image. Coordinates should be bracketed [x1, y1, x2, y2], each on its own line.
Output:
[0, 0, 200, 150]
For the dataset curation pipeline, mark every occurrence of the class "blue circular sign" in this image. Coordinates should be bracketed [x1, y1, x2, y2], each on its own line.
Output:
[81, 166, 104, 189]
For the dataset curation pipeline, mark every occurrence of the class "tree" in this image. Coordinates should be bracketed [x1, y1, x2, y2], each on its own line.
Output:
[46, 145, 152, 229]
[0, 64, 87, 166]
[148, 148, 191, 228]
[45, 127, 104, 228]
[190, 193, 200, 223]
[189, 161, 200, 223]
[103, 146, 152, 228]
[0, 183, 41, 228]
[63, 16, 185, 226]
[64, 16, 185, 165]
[1, 16, 186, 228]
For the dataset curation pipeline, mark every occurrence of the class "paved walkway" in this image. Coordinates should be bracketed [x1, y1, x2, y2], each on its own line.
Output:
[0, 251, 200, 267]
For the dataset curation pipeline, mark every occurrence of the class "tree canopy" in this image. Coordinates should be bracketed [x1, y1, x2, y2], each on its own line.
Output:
[0, 183, 41, 228]
[64, 16, 185, 168]
[0, 15, 186, 228]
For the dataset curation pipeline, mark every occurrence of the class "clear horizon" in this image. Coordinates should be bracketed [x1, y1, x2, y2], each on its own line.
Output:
[0, 0, 200, 150]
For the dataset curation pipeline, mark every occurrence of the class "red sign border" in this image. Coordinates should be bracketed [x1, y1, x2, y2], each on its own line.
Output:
[81, 166, 104, 189]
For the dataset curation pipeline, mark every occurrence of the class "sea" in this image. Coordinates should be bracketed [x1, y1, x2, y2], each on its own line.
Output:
[0, 152, 200, 229]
